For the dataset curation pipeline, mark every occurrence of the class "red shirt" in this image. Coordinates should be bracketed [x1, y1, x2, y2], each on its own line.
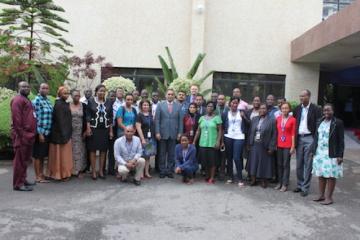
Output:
[183, 114, 199, 144]
[276, 115, 296, 148]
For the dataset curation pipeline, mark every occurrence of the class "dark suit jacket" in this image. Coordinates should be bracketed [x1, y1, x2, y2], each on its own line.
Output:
[293, 103, 322, 138]
[311, 117, 345, 158]
[247, 116, 276, 151]
[155, 101, 184, 139]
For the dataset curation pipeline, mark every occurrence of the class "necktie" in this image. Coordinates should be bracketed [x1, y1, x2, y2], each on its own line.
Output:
[168, 103, 173, 113]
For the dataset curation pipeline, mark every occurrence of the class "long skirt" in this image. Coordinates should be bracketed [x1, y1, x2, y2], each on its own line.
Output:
[248, 142, 272, 179]
[48, 140, 73, 180]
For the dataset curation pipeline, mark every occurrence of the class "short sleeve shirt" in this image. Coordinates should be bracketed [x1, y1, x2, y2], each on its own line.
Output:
[198, 115, 222, 148]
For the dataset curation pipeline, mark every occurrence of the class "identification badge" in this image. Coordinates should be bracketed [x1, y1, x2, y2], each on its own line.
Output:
[33, 112, 37, 119]
[190, 130, 194, 136]
[99, 117, 104, 123]
[204, 130, 209, 138]
[255, 131, 261, 140]
[280, 135, 286, 142]
[232, 128, 235, 132]
[147, 131, 151, 139]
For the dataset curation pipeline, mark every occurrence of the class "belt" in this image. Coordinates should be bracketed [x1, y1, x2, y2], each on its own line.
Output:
[298, 133, 312, 137]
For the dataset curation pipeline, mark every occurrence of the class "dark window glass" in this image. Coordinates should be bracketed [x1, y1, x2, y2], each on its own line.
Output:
[212, 72, 286, 103]
[323, 0, 355, 19]
[101, 67, 164, 92]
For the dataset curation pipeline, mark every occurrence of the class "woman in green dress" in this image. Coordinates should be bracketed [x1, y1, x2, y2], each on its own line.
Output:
[311, 104, 344, 205]
[194, 101, 222, 184]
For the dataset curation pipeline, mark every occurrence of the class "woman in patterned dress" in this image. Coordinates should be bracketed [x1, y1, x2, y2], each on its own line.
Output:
[70, 90, 87, 178]
[311, 104, 344, 205]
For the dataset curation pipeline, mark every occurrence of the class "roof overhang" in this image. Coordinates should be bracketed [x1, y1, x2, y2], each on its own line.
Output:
[291, 0, 360, 71]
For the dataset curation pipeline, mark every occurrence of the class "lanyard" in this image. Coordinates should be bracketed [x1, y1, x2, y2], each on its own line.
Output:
[257, 118, 264, 131]
[281, 116, 289, 132]
[182, 149, 187, 160]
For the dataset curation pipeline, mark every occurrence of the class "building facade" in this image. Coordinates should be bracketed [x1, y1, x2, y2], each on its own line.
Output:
[57, 0, 353, 103]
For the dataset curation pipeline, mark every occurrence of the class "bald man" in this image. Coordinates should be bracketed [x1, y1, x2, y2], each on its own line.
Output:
[114, 126, 145, 186]
[11, 81, 37, 191]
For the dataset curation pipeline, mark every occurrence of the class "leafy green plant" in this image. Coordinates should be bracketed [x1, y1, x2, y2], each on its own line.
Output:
[0, 0, 72, 86]
[155, 47, 214, 97]
[0, 87, 16, 103]
[103, 76, 136, 93]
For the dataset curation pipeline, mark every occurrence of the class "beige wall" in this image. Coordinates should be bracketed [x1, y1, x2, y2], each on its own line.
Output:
[55, 0, 322, 101]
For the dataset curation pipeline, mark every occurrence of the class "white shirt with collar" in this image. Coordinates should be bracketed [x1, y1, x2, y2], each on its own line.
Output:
[298, 103, 311, 134]
[114, 136, 142, 166]
[80, 96, 88, 105]
[113, 98, 125, 122]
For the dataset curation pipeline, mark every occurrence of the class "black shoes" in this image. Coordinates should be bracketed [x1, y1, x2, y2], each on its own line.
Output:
[167, 173, 174, 178]
[301, 191, 309, 197]
[293, 188, 302, 193]
[133, 179, 141, 186]
[159, 174, 166, 178]
[24, 181, 36, 186]
[13, 186, 33, 191]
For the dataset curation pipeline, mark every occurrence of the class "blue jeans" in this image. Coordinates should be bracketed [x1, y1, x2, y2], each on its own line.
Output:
[224, 137, 245, 181]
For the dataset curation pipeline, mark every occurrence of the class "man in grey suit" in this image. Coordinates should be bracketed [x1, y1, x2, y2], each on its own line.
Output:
[155, 89, 184, 178]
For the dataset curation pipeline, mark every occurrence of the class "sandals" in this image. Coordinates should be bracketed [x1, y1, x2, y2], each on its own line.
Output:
[36, 179, 50, 183]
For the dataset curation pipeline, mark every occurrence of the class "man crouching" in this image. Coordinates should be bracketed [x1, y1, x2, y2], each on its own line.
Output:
[114, 126, 145, 186]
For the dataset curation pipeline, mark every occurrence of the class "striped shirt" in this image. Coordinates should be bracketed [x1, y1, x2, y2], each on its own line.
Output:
[32, 94, 53, 136]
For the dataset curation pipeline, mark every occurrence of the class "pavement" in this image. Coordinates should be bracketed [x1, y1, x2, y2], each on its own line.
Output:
[0, 134, 359, 240]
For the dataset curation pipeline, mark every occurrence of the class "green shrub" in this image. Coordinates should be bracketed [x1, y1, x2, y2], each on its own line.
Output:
[0, 87, 16, 103]
[103, 76, 136, 93]
[0, 93, 55, 151]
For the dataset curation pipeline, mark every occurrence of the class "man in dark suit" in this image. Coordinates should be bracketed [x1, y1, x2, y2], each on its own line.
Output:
[195, 94, 206, 116]
[155, 89, 184, 178]
[293, 89, 322, 197]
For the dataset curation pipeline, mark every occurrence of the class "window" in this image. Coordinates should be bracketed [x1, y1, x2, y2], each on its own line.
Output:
[101, 67, 164, 92]
[323, 0, 355, 20]
[212, 72, 286, 102]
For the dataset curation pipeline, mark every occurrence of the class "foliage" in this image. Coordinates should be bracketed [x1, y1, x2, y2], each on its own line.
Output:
[0, 87, 16, 103]
[289, 101, 299, 111]
[155, 47, 214, 98]
[169, 77, 211, 97]
[69, 51, 112, 89]
[0, 92, 55, 151]
[103, 76, 136, 93]
[0, 0, 71, 85]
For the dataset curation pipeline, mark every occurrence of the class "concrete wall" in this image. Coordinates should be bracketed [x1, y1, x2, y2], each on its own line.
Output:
[55, 0, 322, 101]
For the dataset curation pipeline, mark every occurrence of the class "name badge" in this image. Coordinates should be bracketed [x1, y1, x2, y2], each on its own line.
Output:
[255, 131, 261, 141]
[189, 130, 194, 136]
[280, 135, 286, 142]
[33, 112, 37, 119]
[147, 131, 151, 139]
[99, 117, 104, 123]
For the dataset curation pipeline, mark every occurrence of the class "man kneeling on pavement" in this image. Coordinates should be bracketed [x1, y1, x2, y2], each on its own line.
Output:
[114, 126, 145, 186]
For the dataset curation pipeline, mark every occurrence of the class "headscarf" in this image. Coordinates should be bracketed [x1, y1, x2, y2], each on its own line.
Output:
[57, 86, 68, 98]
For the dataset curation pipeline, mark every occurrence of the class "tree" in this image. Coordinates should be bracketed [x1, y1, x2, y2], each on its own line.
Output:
[0, 0, 72, 83]
[69, 51, 112, 90]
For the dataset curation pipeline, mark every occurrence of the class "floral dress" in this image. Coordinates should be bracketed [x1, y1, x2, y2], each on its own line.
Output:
[71, 104, 86, 175]
[312, 120, 343, 178]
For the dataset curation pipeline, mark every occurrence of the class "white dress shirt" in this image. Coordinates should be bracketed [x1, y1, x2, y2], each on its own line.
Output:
[113, 98, 125, 123]
[298, 103, 311, 134]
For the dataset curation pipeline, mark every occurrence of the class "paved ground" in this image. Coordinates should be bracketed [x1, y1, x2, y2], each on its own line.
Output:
[0, 134, 359, 240]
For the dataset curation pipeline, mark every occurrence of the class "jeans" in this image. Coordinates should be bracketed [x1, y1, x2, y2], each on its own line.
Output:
[224, 137, 245, 181]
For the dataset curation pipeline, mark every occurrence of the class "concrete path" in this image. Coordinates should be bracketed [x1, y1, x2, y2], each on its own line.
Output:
[0, 136, 359, 240]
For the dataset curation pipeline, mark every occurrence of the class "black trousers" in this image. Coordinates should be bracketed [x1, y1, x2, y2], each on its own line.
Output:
[277, 148, 291, 186]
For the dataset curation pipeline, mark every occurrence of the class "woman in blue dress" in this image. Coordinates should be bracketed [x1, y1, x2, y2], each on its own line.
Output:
[175, 135, 198, 184]
[311, 104, 344, 205]
[116, 93, 137, 137]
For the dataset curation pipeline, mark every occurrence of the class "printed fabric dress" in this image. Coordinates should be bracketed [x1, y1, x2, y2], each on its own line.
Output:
[71, 104, 86, 175]
[312, 120, 343, 178]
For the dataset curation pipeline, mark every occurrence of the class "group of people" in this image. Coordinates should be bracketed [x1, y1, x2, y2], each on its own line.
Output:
[10, 81, 344, 205]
